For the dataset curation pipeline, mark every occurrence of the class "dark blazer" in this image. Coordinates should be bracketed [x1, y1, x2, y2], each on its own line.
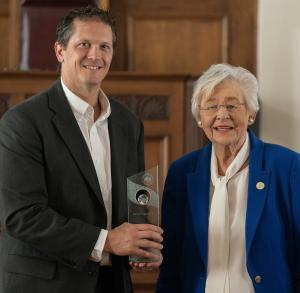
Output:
[157, 130, 300, 293]
[0, 80, 144, 293]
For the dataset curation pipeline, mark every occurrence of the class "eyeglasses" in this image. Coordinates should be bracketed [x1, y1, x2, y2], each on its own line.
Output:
[198, 103, 245, 114]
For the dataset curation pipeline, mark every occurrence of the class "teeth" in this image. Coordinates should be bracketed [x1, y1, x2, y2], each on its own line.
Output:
[215, 126, 233, 130]
[84, 65, 100, 70]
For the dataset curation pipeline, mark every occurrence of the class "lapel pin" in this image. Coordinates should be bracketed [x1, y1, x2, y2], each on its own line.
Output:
[256, 182, 265, 190]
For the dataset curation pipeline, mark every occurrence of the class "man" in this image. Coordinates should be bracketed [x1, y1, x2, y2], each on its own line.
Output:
[0, 6, 163, 293]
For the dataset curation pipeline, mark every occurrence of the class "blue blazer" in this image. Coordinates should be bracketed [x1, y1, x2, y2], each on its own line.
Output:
[157, 130, 300, 293]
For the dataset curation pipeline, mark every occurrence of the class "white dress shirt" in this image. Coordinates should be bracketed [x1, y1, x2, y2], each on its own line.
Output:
[61, 79, 111, 265]
[206, 134, 254, 292]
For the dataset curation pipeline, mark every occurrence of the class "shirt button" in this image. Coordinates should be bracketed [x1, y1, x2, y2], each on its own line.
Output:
[255, 275, 262, 284]
[88, 271, 97, 277]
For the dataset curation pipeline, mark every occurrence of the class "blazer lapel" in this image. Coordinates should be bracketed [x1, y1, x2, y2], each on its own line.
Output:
[108, 100, 128, 227]
[48, 80, 104, 207]
[186, 131, 270, 268]
[187, 145, 211, 268]
[245, 130, 270, 255]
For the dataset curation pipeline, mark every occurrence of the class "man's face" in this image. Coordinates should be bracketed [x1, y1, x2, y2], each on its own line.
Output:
[55, 19, 113, 94]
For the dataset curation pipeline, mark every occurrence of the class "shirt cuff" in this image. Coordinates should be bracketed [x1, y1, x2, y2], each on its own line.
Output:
[90, 229, 108, 262]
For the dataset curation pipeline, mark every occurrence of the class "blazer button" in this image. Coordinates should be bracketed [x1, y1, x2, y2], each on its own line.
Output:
[255, 275, 262, 284]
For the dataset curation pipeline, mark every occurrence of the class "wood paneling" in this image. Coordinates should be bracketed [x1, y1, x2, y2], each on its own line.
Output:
[101, 73, 187, 165]
[111, 0, 257, 74]
[125, 0, 226, 16]
[0, 1, 8, 15]
[109, 0, 128, 71]
[1, 0, 256, 73]
[228, 0, 257, 72]
[0, 18, 8, 69]
[0, 0, 9, 69]
[129, 17, 225, 74]
[21, 0, 92, 5]
[8, 0, 20, 69]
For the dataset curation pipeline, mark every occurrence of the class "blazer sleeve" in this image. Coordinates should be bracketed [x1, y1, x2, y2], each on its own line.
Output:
[0, 108, 100, 268]
[290, 154, 300, 291]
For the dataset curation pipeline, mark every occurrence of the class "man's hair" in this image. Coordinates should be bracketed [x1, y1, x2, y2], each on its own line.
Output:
[56, 5, 117, 48]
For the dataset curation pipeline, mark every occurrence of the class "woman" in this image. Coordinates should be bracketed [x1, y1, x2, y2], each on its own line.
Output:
[156, 64, 300, 293]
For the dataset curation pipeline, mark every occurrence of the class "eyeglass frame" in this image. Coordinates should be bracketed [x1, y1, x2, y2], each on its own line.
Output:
[198, 102, 246, 114]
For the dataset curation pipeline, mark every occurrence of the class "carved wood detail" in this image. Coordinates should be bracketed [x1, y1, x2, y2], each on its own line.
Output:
[21, 0, 93, 6]
[113, 95, 169, 120]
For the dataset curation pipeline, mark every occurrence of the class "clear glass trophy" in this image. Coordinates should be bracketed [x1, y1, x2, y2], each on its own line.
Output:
[127, 166, 159, 263]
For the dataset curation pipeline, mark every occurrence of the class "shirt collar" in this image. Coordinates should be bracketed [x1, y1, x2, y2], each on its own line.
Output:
[211, 132, 250, 183]
[61, 78, 111, 122]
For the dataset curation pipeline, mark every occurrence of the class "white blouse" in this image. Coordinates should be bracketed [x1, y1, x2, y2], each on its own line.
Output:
[206, 134, 254, 293]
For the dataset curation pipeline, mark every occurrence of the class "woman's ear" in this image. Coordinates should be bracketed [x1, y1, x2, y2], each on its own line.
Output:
[197, 120, 203, 128]
[248, 113, 257, 125]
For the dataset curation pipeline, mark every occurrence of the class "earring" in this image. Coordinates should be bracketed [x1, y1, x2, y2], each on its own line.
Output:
[249, 117, 254, 124]
[198, 121, 203, 127]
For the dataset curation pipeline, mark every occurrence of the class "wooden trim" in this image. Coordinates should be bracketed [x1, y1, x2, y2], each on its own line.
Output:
[0, 69, 207, 159]
[126, 0, 226, 17]
[21, 0, 90, 5]
[0, 69, 190, 81]
[8, 0, 21, 69]
[228, 0, 257, 73]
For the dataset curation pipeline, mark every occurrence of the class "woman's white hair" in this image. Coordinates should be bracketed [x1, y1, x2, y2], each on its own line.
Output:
[191, 63, 259, 121]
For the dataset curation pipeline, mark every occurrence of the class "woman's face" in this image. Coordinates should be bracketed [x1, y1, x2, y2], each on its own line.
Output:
[198, 79, 256, 151]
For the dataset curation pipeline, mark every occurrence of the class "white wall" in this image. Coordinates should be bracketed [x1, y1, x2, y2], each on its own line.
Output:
[258, 0, 300, 152]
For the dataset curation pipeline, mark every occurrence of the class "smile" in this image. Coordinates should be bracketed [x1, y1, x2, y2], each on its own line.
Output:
[213, 126, 234, 131]
[83, 65, 101, 70]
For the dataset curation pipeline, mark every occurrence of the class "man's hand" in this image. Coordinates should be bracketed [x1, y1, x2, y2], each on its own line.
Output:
[104, 222, 163, 261]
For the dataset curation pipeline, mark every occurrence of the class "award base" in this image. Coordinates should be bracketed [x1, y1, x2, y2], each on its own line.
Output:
[129, 248, 160, 263]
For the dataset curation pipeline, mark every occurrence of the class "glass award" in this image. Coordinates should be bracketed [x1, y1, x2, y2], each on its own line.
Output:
[127, 166, 159, 263]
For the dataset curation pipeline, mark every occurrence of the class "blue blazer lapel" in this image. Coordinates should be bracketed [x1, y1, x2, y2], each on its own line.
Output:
[186, 131, 270, 268]
[48, 80, 105, 208]
[187, 144, 211, 268]
[246, 130, 270, 255]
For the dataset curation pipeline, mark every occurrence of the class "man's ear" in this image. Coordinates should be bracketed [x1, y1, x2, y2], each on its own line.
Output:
[54, 42, 64, 63]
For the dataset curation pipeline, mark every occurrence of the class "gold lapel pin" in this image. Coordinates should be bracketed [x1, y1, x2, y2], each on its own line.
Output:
[256, 182, 265, 190]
